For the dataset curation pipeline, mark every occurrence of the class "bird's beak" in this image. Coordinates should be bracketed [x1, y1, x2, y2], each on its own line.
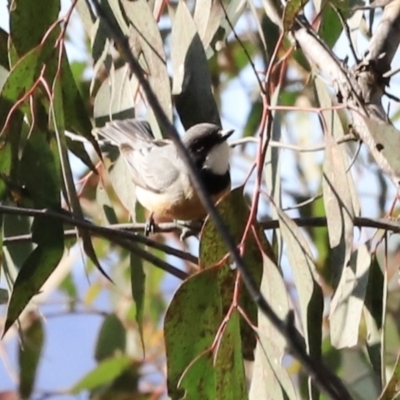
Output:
[219, 129, 234, 141]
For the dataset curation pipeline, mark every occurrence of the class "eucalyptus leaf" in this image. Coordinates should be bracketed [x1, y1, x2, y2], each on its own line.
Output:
[171, 1, 220, 128]
[70, 355, 132, 394]
[123, 0, 173, 122]
[329, 245, 370, 349]
[108, 155, 137, 219]
[9, 0, 60, 57]
[275, 208, 323, 400]
[93, 65, 136, 127]
[363, 118, 400, 180]
[130, 252, 146, 352]
[95, 314, 127, 362]
[18, 315, 44, 399]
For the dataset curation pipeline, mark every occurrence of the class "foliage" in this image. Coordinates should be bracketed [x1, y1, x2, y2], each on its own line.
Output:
[0, 0, 400, 399]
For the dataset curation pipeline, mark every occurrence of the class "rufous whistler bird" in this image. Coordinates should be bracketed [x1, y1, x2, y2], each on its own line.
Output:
[96, 119, 234, 224]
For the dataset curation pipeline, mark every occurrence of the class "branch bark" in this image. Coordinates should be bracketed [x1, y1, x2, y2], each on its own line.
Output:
[291, 4, 400, 184]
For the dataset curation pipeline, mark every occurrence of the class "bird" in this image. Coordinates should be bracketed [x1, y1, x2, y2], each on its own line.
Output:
[96, 119, 234, 223]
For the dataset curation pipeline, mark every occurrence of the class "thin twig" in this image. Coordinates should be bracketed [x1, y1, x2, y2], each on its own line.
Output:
[331, 4, 359, 63]
[230, 133, 357, 152]
[218, 0, 265, 94]
[260, 215, 400, 233]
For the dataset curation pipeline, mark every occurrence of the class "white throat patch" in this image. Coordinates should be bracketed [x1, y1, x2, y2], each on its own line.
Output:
[203, 141, 230, 175]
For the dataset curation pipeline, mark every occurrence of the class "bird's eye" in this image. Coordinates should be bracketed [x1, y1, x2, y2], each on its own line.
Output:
[196, 146, 205, 153]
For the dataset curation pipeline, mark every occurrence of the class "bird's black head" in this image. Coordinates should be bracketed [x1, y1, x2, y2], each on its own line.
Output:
[183, 123, 234, 175]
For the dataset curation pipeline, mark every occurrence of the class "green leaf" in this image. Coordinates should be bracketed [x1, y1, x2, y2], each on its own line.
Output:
[0, 27, 9, 69]
[70, 355, 132, 394]
[89, 364, 142, 400]
[18, 314, 45, 399]
[130, 252, 146, 350]
[165, 189, 262, 399]
[164, 267, 247, 400]
[0, 288, 9, 305]
[3, 220, 64, 335]
[3, 215, 34, 268]
[18, 129, 61, 208]
[0, 44, 50, 200]
[95, 314, 126, 362]
[317, 6, 343, 48]
[214, 310, 247, 398]
[365, 254, 385, 388]
[283, 0, 309, 31]
[60, 53, 101, 162]
[59, 273, 78, 310]
[3, 124, 64, 334]
[243, 100, 262, 138]
[200, 188, 262, 360]
[9, 0, 60, 57]
[171, 1, 220, 129]
[0, 34, 56, 116]
[52, 77, 109, 281]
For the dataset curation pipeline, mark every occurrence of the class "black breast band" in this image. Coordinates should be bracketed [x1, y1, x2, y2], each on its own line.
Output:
[199, 169, 231, 196]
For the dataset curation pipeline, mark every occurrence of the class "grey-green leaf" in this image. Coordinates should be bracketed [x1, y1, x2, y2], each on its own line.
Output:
[171, 1, 220, 128]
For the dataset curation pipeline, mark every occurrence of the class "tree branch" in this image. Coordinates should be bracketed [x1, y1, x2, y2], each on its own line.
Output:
[292, 9, 400, 184]
[0, 204, 189, 280]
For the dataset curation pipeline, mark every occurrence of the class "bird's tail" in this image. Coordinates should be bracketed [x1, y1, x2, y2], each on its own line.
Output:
[95, 119, 154, 146]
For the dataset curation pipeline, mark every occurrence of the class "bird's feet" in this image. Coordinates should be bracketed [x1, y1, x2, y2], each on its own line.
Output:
[144, 213, 156, 236]
[177, 220, 203, 240]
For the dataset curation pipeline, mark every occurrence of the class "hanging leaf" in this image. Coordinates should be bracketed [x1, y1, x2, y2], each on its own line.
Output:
[18, 313, 44, 399]
[275, 207, 323, 400]
[122, 0, 173, 122]
[193, 0, 245, 55]
[171, 1, 220, 128]
[164, 267, 247, 400]
[130, 252, 146, 350]
[95, 314, 127, 362]
[329, 245, 371, 349]
[93, 65, 137, 127]
[365, 254, 385, 388]
[70, 355, 132, 394]
[9, 0, 60, 57]
[200, 188, 263, 360]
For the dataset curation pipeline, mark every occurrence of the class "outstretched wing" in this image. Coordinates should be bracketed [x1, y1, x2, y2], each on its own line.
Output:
[96, 119, 179, 193]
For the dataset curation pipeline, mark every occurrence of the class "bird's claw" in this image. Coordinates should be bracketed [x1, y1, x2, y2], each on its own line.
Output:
[144, 214, 156, 236]
[177, 220, 203, 240]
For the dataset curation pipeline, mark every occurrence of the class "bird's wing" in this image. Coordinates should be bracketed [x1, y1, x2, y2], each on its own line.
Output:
[96, 119, 157, 145]
[120, 142, 180, 193]
[96, 119, 179, 192]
